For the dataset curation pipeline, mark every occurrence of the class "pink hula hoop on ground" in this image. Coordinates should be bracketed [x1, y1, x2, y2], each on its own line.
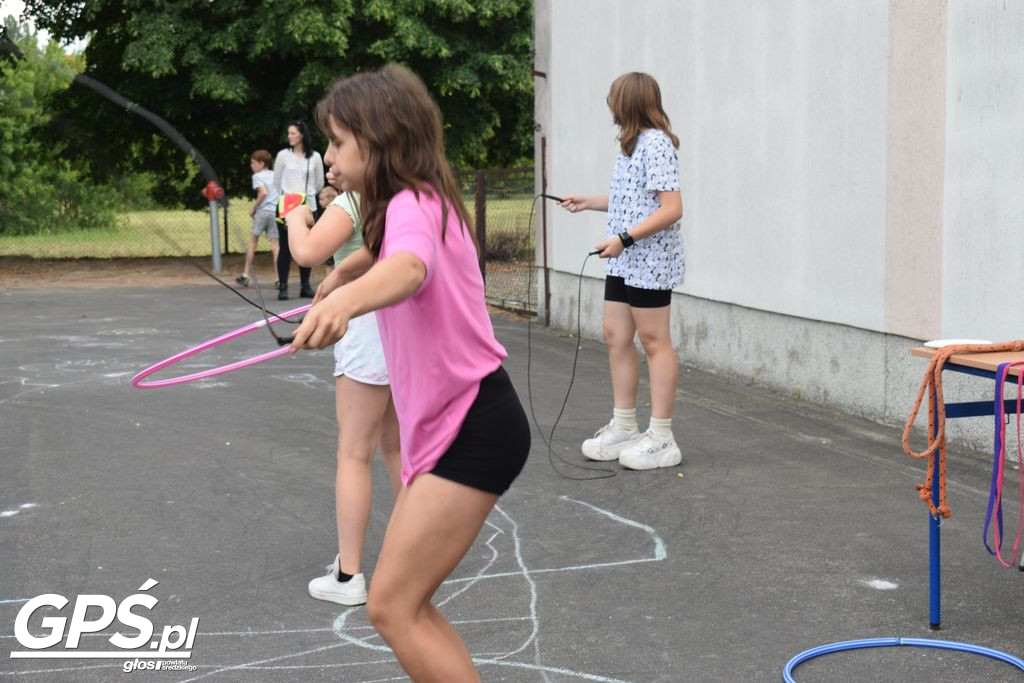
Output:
[131, 304, 312, 389]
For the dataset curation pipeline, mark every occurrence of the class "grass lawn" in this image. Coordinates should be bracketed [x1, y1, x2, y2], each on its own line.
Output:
[0, 196, 537, 260]
[0, 205, 254, 259]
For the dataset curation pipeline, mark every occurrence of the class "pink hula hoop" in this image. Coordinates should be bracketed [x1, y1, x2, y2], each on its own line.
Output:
[131, 304, 312, 389]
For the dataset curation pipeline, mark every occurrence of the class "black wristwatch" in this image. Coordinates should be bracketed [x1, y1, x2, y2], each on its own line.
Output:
[618, 231, 635, 248]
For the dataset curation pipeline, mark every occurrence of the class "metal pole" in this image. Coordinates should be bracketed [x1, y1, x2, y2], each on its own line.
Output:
[209, 200, 222, 272]
[541, 136, 550, 326]
[222, 177, 230, 255]
[475, 170, 487, 280]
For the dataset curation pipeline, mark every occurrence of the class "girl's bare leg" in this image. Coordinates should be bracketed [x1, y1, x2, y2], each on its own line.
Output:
[367, 475, 497, 682]
[335, 376, 392, 574]
[378, 396, 402, 497]
[243, 234, 258, 277]
[603, 300, 639, 409]
[632, 305, 677, 419]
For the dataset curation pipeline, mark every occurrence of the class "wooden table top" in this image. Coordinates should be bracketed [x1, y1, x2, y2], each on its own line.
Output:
[911, 347, 1024, 377]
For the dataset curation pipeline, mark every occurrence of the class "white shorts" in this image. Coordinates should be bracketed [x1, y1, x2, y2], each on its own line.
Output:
[333, 313, 389, 385]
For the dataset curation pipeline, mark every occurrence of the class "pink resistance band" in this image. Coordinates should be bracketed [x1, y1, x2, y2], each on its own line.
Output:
[988, 362, 1024, 568]
[131, 304, 311, 389]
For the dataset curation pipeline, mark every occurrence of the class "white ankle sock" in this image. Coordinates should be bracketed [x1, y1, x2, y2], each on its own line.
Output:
[613, 407, 637, 432]
[649, 417, 673, 439]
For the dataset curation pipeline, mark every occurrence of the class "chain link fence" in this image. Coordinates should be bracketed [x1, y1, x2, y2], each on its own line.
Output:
[457, 167, 536, 314]
[0, 203, 245, 259]
[0, 168, 538, 313]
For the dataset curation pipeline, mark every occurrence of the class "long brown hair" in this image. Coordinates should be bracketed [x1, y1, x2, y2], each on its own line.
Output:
[608, 72, 679, 156]
[315, 64, 472, 259]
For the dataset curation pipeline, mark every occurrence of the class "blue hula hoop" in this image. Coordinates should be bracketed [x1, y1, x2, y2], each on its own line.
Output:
[783, 637, 1024, 682]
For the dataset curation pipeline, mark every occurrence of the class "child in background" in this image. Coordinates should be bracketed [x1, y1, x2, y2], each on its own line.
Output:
[289, 64, 531, 681]
[282, 178, 401, 607]
[559, 72, 684, 470]
[318, 186, 339, 274]
[235, 150, 279, 287]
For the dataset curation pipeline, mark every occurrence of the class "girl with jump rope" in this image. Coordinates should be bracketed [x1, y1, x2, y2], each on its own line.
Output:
[281, 172, 402, 606]
[289, 64, 531, 681]
[559, 72, 684, 470]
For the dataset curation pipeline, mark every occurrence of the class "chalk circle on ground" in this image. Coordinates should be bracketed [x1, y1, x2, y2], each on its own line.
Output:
[923, 339, 993, 348]
[783, 637, 1024, 682]
[131, 304, 312, 389]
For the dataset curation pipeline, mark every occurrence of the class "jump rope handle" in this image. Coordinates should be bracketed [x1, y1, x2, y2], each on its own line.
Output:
[542, 193, 599, 255]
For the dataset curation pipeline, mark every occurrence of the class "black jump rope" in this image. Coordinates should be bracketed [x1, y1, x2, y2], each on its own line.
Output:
[526, 194, 616, 480]
[165, 192, 615, 480]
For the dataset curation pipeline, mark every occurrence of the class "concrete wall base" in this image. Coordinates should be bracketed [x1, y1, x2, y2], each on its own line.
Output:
[545, 270, 1002, 456]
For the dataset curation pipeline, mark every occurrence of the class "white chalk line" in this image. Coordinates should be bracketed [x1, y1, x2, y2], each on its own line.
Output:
[561, 496, 667, 560]
[333, 606, 631, 683]
[173, 641, 352, 683]
[485, 505, 542, 662]
[4, 498, 659, 682]
[445, 495, 667, 583]
[0, 664, 118, 677]
[328, 499, 653, 682]
[0, 617, 532, 640]
[435, 525, 502, 608]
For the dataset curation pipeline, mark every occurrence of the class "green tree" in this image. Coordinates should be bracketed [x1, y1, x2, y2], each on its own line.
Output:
[0, 18, 118, 235]
[23, 0, 534, 206]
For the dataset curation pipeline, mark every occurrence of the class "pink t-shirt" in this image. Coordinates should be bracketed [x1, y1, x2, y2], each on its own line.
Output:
[376, 188, 507, 486]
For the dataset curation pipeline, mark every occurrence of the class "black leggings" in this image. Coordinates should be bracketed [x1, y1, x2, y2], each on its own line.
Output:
[276, 222, 311, 289]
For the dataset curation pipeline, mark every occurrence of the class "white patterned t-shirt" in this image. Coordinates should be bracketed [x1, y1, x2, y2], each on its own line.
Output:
[605, 129, 684, 290]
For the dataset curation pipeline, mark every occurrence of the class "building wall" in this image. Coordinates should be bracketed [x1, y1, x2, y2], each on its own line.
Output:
[534, 0, 1023, 449]
[942, 2, 1024, 340]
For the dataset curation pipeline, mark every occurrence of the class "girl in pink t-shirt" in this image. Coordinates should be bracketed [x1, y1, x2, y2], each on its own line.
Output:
[291, 64, 530, 680]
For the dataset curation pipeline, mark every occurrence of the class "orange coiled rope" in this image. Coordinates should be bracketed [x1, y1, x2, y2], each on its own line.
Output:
[901, 340, 1024, 518]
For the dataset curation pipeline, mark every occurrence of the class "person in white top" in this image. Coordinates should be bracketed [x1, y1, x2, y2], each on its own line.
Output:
[559, 72, 685, 471]
[273, 120, 324, 300]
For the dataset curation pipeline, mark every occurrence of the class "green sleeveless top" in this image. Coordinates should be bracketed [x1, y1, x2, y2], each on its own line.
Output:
[331, 191, 364, 263]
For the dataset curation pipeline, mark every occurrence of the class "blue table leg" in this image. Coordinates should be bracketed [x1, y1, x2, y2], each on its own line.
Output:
[929, 389, 941, 629]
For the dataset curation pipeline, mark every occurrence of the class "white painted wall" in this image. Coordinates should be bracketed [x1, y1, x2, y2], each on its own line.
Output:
[942, 1, 1024, 341]
[545, 0, 890, 331]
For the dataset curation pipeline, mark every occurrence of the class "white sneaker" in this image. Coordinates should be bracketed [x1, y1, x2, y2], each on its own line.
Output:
[582, 421, 642, 461]
[308, 555, 367, 605]
[619, 430, 682, 470]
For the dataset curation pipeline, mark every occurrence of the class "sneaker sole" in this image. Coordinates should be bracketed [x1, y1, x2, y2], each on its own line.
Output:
[619, 448, 682, 470]
[308, 586, 367, 606]
[582, 438, 641, 461]
[581, 447, 622, 462]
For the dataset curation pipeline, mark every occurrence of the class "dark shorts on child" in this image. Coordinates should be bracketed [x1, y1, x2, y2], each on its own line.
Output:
[430, 366, 531, 495]
[604, 275, 672, 308]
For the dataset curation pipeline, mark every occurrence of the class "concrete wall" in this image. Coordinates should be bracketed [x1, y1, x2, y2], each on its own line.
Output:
[534, 0, 1023, 450]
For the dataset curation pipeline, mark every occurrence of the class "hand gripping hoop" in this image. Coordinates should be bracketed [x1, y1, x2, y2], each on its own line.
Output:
[131, 304, 312, 389]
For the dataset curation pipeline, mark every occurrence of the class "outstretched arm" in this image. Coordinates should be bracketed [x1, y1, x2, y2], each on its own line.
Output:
[291, 251, 426, 350]
[558, 194, 609, 213]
